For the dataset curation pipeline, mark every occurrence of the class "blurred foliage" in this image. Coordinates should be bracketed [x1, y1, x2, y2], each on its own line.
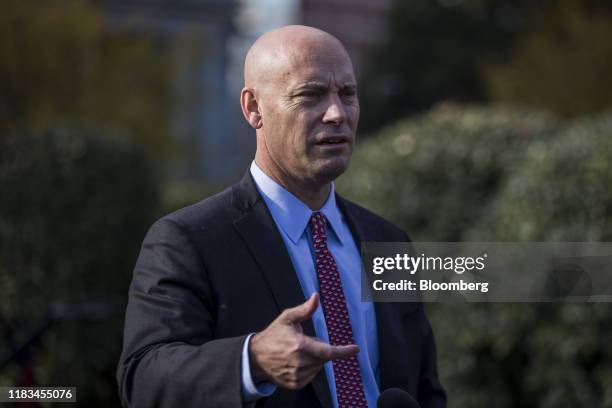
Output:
[360, 0, 531, 131]
[338, 106, 612, 407]
[484, 0, 612, 118]
[0, 125, 160, 406]
[361, 0, 612, 132]
[0, 0, 173, 157]
[470, 113, 612, 242]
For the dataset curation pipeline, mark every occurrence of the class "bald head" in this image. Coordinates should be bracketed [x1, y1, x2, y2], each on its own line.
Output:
[244, 25, 352, 89]
[240, 25, 359, 209]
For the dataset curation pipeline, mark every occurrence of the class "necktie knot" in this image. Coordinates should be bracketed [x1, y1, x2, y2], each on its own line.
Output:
[309, 211, 328, 241]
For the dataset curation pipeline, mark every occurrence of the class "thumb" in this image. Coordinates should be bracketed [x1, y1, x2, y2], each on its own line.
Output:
[281, 292, 319, 324]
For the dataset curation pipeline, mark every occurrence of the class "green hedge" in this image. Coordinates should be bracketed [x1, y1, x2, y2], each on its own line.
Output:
[0, 126, 160, 406]
[338, 106, 612, 408]
[470, 114, 612, 241]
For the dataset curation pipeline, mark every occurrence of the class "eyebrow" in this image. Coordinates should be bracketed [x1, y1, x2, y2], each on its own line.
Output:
[292, 81, 357, 93]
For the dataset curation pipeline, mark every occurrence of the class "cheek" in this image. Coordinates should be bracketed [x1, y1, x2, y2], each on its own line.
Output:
[291, 113, 316, 145]
[348, 105, 360, 126]
[265, 110, 293, 153]
[303, 108, 325, 131]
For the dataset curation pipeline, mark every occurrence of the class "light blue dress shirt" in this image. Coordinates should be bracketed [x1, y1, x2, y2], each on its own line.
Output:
[241, 161, 380, 407]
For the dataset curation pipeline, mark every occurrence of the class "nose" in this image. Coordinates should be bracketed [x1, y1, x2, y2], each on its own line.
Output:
[322, 94, 347, 126]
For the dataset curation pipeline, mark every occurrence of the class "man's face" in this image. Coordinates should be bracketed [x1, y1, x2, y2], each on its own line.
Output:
[257, 42, 359, 185]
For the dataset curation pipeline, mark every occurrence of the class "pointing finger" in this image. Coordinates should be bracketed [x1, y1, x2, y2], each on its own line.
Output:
[302, 337, 360, 361]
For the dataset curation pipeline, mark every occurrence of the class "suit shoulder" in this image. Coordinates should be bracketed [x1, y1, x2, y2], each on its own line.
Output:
[339, 197, 410, 241]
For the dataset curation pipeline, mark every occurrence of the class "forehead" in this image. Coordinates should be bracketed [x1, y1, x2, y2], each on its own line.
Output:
[277, 43, 356, 88]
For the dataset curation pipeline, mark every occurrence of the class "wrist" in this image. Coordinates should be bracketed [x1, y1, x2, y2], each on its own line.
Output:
[249, 333, 269, 383]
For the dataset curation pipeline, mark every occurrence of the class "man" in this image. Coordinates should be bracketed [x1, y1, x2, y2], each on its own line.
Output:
[117, 25, 446, 408]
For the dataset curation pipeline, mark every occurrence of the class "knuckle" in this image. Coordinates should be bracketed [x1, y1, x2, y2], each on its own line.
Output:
[286, 381, 299, 390]
[297, 337, 308, 350]
[284, 371, 300, 390]
[291, 336, 306, 353]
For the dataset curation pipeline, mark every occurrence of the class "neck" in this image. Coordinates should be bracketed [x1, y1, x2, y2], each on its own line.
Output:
[254, 157, 331, 210]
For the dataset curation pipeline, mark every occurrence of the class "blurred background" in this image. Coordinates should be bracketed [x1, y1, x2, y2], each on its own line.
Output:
[1, 0, 611, 406]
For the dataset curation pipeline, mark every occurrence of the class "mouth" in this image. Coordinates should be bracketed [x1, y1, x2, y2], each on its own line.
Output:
[314, 135, 350, 146]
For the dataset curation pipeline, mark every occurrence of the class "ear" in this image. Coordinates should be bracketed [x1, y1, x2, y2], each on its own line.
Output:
[240, 87, 263, 129]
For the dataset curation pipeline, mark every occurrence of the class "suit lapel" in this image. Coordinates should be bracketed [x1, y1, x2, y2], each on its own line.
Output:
[232, 172, 334, 408]
[336, 195, 409, 392]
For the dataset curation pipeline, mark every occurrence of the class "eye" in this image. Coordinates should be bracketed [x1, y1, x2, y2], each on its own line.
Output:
[298, 90, 322, 98]
[340, 88, 357, 98]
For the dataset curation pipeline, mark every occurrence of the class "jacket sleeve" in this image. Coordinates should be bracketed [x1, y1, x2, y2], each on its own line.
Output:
[117, 217, 247, 408]
[403, 232, 447, 408]
[417, 309, 447, 408]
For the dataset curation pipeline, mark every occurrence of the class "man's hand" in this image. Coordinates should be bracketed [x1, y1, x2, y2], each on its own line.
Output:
[249, 292, 360, 390]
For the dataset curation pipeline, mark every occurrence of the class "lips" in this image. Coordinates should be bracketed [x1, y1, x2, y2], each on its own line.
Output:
[315, 135, 349, 145]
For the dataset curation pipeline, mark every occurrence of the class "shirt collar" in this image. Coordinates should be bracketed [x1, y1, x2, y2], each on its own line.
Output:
[250, 161, 346, 246]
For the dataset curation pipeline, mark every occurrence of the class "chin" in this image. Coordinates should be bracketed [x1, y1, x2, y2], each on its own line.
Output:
[312, 158, 350, 183]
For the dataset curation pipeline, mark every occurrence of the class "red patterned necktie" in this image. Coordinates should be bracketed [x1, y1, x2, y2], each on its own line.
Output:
[309, 212, 368, 408]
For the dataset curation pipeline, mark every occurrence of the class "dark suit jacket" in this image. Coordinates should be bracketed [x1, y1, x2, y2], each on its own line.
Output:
[117, 171, 446, 408]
